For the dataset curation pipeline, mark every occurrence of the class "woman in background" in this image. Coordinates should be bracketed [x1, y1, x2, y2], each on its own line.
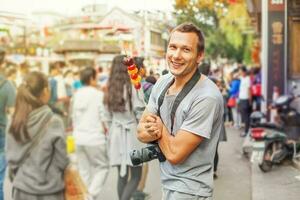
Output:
[104, 55, 145, 200]
[6, 71, 68, 200]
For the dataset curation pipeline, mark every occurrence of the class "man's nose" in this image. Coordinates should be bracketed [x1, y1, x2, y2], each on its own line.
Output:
[173, 49, 182, 59]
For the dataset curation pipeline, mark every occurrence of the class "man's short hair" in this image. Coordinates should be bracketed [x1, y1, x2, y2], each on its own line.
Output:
[80, 67, 96, 85]
[170, 22, 205, 53]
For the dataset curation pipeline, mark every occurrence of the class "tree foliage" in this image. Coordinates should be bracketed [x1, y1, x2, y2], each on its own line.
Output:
[173, 0, 254, 63]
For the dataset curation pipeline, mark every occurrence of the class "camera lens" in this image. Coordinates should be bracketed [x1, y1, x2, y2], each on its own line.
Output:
[130, 150, 143, 166]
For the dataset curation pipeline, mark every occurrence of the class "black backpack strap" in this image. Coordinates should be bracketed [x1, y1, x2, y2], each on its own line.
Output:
[170, 70, 201, 134]
[157, 69, 201, 135]
[157, 78, 174, 117]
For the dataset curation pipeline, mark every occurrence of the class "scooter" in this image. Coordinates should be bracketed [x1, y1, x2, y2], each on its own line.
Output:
[250, 85, 300, 172]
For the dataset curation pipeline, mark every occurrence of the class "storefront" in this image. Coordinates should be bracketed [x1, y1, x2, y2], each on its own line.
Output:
[247, 0, 300, 111]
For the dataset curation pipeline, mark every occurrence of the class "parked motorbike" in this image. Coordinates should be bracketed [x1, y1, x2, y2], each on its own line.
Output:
[250, 85, 300, 172]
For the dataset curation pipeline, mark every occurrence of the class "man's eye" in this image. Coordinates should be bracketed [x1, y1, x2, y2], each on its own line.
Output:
[169, 45, 176, 50]
[183, 48, 191, 52]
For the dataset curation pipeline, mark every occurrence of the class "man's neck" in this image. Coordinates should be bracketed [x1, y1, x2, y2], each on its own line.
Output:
[173, 68, 198, 90]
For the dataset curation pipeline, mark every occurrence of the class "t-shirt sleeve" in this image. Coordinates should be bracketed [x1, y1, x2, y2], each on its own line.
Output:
[180, 97, 220, 139]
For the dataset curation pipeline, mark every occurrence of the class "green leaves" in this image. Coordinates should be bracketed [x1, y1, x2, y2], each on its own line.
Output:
[173, 0, 254, 63]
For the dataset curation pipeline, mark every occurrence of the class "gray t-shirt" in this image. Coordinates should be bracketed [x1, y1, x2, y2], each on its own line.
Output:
[147, 73, 224, 197]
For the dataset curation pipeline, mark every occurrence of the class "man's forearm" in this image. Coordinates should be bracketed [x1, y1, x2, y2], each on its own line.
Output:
[158, 122, 203, 165]
[158, 124, 178, 164]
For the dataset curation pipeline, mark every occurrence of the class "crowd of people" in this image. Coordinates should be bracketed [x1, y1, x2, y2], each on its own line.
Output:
[0, 22, 263, 200]
[209, 64, 262, 137]
[0, 46, 160, 200]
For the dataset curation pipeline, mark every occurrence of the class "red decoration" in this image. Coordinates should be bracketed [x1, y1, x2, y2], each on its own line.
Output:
[134, 83, 141, 89]
[123, 56, 142, 90]
[131, 73, 138, 80]
[127, 65, 136, 71]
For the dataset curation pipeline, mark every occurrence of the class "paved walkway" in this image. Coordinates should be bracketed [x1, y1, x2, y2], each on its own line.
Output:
[252, 162, 300, 200]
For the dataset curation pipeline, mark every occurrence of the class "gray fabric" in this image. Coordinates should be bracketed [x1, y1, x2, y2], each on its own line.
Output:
[219, 123, 227, 142]
[147, 74, 223, 197]
[13, 188, 64, 200]
[106, 86, 146, 176]
[5, 105, 69, 195]
[0, 75, 16, 152]
[76, 145, 109, 199]
[0, 76, 16, 126]
[162, 188, 212, 200]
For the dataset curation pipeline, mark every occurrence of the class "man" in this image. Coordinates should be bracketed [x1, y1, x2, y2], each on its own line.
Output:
[137, 23, 223, 199]
[72, 67, 109, 200]
[238, 66, 252, 137]
[0, 49, 16, 200]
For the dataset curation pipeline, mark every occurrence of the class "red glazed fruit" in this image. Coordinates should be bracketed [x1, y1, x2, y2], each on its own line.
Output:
[131, 73, 138, 80]
[123, 57, 134, 66]
[134, 83, 141, 89]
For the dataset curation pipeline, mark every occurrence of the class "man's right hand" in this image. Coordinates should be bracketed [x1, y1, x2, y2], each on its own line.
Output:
[137, 109, 162, 143]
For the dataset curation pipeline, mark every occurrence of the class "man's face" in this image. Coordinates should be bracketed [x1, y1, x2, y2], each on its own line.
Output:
[166, 31, 203, 78]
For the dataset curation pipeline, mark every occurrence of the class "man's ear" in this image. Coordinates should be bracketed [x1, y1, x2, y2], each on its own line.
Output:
[196, 52, 204, 64]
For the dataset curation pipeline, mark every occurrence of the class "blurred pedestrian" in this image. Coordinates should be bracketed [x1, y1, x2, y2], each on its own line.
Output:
[72, 67, 109, 200]
[5, 67, 17, 88]
[0, 50, 16, 200]
[250, 67, 262, 111]
[104, 55, 145, 200]
[6, 71, 68, 200]
[132, 57, 150, 200]
[238, 66, 252, 137]
[228, 69, 241, 128]
[72, 68, 82, 92]
[212, 78, 227, 179]
[134, 56, 154, 104]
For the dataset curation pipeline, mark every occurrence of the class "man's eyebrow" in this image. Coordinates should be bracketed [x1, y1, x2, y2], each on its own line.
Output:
[182, 45, 192, 49]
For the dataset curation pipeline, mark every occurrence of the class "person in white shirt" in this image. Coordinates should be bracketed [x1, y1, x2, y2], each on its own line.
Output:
[238, 66, 252, 137]
[72, 67, 109, 200]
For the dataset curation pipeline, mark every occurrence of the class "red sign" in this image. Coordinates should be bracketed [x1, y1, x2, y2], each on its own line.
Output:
[269, 0, 285, 11]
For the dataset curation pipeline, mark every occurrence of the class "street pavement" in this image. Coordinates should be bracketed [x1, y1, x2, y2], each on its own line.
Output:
[213, 127, 252, 200]
[4, 127, 300, 200]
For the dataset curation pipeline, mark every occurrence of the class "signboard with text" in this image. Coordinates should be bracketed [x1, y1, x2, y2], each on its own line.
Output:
[267, 0, 286, 104]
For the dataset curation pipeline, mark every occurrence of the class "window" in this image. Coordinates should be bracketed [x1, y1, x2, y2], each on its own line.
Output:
[150, 31, 164, 47]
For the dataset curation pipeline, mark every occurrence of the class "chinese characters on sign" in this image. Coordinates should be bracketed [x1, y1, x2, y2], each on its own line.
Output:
[272, 21, 283, 44]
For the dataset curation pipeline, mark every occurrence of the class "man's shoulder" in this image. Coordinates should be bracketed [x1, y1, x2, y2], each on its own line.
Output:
[151, 74, 173, 94]
[196, 78, 222, 98]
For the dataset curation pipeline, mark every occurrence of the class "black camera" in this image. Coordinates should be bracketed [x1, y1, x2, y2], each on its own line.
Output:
[130, 143, 166, 165]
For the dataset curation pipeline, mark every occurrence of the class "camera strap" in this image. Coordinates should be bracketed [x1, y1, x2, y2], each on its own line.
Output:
[157, 69, 201, 135]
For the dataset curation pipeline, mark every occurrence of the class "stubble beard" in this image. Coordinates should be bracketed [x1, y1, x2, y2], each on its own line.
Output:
[168, 60, 198, 79]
